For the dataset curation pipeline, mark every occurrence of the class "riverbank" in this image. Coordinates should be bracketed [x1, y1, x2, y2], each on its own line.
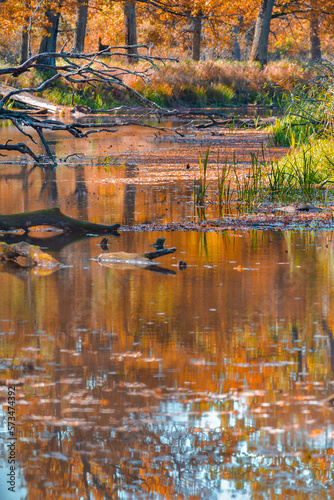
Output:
[1, 59, 313, 109]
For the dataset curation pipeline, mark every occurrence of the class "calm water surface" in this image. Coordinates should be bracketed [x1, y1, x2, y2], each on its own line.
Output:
[0, 124, 334, 499]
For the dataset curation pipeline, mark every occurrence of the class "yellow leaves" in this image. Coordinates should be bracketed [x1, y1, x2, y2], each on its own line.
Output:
[233, 265, 259, 271]
[233, 265, 247, 271]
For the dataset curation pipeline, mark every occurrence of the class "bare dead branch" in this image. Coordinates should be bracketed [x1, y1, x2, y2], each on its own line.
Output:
[0, 142, 42, 162]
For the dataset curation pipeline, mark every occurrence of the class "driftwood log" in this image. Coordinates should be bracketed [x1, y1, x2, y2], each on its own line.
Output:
[0, 241, 61, 268]
[97, 247, 176, 266]
[0, 208, 121, 234]
[0, 83, 65, 113]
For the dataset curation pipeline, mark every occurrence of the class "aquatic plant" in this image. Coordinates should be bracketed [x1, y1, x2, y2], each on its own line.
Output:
[194, 147, 210, 205]
[267, 161, 293, 201]
[217, 153, 231, 205]
[270, 114, 318, 147]
[199, 145, 333, 210]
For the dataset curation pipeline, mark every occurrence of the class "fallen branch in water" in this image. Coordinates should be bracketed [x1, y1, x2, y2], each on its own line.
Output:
[98, 247, 176, 266]
[0, 50, 177, 165]
[0, 208, 121, 234]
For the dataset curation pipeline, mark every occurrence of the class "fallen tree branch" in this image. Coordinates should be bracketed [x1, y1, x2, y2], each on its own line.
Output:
[0, 50, 273, 164]
[97, 247, 176, 265]
[0, 141, 42, 162]
[0, 50, 171, 164]
[0, 109, 171, 163]
[0, 208, 121, 234]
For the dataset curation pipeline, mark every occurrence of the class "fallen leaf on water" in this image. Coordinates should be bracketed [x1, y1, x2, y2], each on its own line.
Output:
[309, 429, 324, 438]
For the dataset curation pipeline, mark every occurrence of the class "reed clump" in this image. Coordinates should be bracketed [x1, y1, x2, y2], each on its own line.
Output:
[194, 147, 210, 205]
[194, 145, 333, 211]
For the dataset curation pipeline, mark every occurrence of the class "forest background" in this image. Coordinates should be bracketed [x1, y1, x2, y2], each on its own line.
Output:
[1, 0, 334, 109]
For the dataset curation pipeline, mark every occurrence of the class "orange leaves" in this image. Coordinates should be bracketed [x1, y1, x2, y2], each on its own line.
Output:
[233, 265, 259, 271]
[309, 429, 324, 438]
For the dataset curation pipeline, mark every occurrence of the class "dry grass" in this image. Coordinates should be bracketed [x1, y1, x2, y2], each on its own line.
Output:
[1, 57, 313, 108]
[126, 59, 313, 106]
[263, 60, 314, 91]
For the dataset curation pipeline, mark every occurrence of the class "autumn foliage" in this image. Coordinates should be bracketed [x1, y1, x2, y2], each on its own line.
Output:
[0, 0, 334, 64]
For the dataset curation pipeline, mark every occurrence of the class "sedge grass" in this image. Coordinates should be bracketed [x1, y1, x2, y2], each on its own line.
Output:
[194, 147, 210, 206]
[195, 144, 334, 211]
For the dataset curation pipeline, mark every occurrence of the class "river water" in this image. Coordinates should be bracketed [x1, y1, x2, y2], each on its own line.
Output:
[0, 123, 333, 499]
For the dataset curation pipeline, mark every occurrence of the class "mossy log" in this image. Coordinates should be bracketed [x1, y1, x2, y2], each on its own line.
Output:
[0, 241, 61, 268]
[0, 208, 121, 234]
[97, 247, 176, 266]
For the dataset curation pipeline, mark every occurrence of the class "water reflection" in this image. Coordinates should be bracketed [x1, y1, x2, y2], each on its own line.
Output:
[0, 230, 334, 498]
[0, 124, 333, 499]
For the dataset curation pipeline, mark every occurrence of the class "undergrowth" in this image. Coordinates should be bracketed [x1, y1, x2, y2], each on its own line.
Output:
[1, 58, 312, 109]
[129, 59, 312, 107]
[269, 62, 334, 147]
[194, 144, 334, 210]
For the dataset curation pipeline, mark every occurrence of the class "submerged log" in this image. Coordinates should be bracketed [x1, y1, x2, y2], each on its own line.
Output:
[0, 208, 121, 234]
[0, 231, 120, 252]
[143, 248, 176, 260]
[272, 204, 323, 214]
[0, 241, 61, 268]
[97, 247, 176, 266]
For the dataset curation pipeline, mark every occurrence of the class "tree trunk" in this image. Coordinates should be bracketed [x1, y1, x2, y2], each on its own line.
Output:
[250, 0, 275, 66]
[310, 8, 321, 61]
[123, 0, 138, 63]
[192, 13, 202, 61]
[72, 0, 89, 53]
[0, 208, 120, 233]
[233, 17, 243, 61]
[20, 25, 29, 64]
[39, 9, 60, 67]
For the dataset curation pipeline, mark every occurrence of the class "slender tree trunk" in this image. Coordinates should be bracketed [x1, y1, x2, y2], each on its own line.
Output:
[39, 9, 60, 67]
[250, 0, 275, 66]
[233, 17, 243, 61]
[20, 25, 29, 64]
[123, 0, 138, 63]
[72, 0, 89, 53]
[192, 12, 202, 61]
[310, 8, 321, 61]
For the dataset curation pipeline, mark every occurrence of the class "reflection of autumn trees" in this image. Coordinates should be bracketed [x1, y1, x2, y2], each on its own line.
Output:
[15, 374, 334, 498]
[2, 230, 334, 497]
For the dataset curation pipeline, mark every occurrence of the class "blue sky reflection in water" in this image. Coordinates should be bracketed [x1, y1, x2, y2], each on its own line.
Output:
[0, 229, 334, 499]
[0, 126, 333, 499]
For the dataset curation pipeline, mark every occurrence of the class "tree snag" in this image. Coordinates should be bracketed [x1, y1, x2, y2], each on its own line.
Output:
[0, 208, 121, 234]
[97, 247, 176, 265]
